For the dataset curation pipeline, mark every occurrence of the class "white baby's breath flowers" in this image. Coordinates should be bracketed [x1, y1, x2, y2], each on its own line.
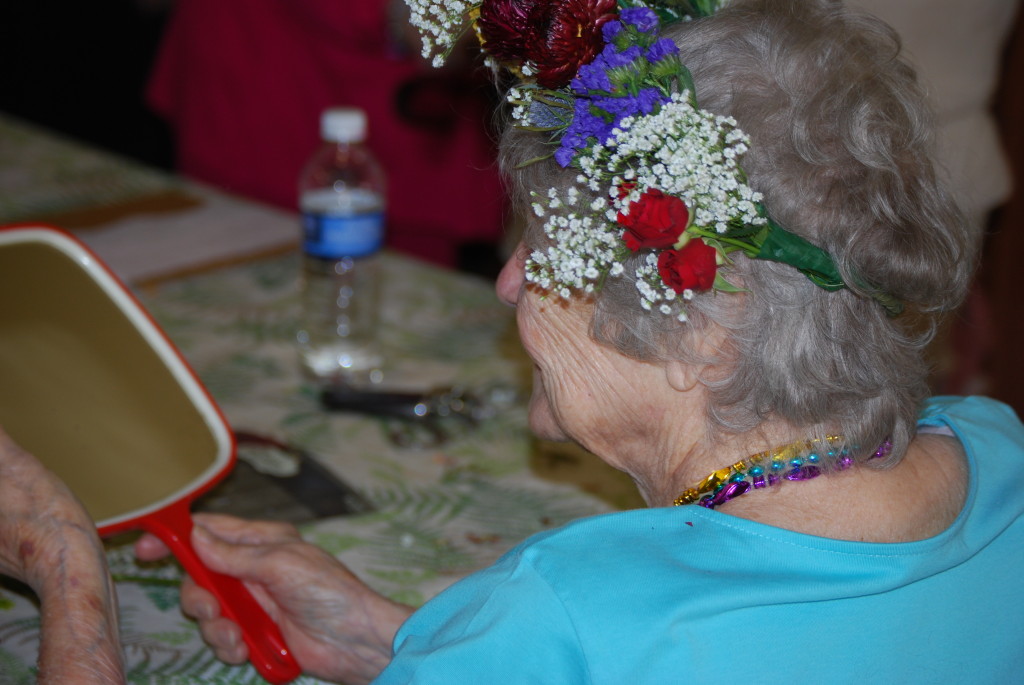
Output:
[525, 92, 764, 321]
[402, 0, 763, 323]
[526, 190, 623, 299]
[507, 87, 537, 124]
[404, 0, 476, 67]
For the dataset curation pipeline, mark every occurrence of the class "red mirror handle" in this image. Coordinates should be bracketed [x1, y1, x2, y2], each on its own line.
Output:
[141, 501, 302, 684]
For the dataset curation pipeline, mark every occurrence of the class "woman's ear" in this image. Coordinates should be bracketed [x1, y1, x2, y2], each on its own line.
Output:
[663, 320, 732, 395]
[665, 359, 700, 393]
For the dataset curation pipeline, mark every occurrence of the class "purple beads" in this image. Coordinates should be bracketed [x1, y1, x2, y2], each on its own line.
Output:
[682, 436, 893, 511]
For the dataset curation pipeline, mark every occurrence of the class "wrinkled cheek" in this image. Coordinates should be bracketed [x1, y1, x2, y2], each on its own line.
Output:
[515, 306, 545, 360]
[526, 370, 567, 442]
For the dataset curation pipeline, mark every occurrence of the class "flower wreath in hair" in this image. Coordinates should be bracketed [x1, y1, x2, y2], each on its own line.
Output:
[405, 0, 903, 319]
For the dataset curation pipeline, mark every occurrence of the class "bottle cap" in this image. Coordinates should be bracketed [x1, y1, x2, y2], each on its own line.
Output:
[321, 108, 367, 143]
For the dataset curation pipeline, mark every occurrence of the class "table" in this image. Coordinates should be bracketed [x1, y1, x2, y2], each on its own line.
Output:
[0, 111, 302, 285]
[0, 112, 641, 683]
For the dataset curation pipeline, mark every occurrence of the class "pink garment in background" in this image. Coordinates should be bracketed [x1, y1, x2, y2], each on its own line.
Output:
[147, 0, 506, 266]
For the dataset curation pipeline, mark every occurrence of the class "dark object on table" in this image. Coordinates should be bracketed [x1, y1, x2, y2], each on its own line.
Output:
[195, 432, 374, 523]
[320, 385, 484, 421]
[320, 384, 515, 448]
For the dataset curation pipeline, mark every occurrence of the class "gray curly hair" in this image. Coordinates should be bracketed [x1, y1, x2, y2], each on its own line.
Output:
[499, 0, 977, 464]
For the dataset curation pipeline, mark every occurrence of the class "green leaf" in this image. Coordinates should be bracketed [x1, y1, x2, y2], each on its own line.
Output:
[712, 273, 747, 293]
[676, 64, 697, 100]
[518, 125, 565, 133]
[650, 54, 685, 82]
[750, 219, 904, 316]
[753, 220, 845, 290]
[514, 152, 555, 168]
[720, 221, 765, 239]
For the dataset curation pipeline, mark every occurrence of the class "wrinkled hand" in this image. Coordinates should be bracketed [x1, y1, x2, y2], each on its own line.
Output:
[0, 427, 125, 684]
[135, 514, 413, 685]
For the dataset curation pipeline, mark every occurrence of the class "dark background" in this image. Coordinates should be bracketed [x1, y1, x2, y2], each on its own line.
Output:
[0, 0, 174, 170]
[986, 7, 1024, 416]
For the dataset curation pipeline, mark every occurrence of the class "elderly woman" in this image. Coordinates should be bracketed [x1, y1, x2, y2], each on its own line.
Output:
[4, 0, 1024, 682]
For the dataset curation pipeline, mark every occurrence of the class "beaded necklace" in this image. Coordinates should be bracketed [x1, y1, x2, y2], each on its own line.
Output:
[673, 436, 893, 510]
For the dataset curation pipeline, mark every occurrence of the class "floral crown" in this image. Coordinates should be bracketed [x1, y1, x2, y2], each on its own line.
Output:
[405, 0, 902, 320]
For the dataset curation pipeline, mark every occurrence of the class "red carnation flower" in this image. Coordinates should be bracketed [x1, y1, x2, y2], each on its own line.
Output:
[618, 188, 690, 251]
[658, 239, 718, 293]
[478, 0, 617, 88]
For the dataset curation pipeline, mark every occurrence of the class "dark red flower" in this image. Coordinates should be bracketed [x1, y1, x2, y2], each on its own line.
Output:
[477, 0, 540, 64]
[618, 188, 690, 251]
[478, 0, 617, 89]
[658, 239, 718, 293]
[527, 0, 618, 88]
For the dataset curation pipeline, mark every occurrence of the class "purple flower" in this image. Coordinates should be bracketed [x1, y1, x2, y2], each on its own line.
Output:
[558, 86, 670, 167]
[554, 146, 576, 167]
[556, 98, 616, 167]
[570, 42, 641, 94]
[601, 19, 623, 41]
[634, 87, 666, 114]
[553, 2, 672, 168]
[646, 38, 678, 62]
[573, 59, 614, 93]
[619, 7, 659, 33]
[603, 44, 642, 69]
[574, 99, 614, 136]
[591, 94, 631, 119]
[593, 87, 666, 120]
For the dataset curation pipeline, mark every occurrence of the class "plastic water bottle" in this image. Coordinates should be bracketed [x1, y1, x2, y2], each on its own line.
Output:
[296, 107, 386, 384]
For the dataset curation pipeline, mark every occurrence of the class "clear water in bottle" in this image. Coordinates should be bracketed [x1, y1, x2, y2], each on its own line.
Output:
[296, 109, 387, 384]
[299, 183, 387, 378]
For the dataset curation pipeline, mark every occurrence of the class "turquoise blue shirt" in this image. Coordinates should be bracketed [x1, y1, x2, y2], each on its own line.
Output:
[376, 396, 1024, 683]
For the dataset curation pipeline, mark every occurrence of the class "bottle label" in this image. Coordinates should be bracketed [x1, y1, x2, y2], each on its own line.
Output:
[302, 212, 385, 258]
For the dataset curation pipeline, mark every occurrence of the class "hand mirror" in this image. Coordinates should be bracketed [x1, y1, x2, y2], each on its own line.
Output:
[0, 225, 300, 683]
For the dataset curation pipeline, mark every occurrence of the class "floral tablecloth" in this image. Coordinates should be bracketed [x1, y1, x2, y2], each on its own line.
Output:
[0, 250, 632, 684]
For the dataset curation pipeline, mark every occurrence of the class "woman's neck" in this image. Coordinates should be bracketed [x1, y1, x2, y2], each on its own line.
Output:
[654, 431, 968, 543]
[632, 420, 814, 508]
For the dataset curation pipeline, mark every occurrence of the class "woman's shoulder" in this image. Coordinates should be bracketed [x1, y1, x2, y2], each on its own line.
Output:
[917, 395, 1024, 527]
[511, 508, 695, 556]
[919, 395, 1024, 437]
[919, 395, 1024, 482]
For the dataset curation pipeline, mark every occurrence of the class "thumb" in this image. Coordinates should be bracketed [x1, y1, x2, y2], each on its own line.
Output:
[134, 533, 172, 562]
[188, 523, 294, 624]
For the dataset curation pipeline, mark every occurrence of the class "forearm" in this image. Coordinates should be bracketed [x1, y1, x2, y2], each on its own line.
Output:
[0, 428, 126, 682]
[35, 550, 125, 684]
